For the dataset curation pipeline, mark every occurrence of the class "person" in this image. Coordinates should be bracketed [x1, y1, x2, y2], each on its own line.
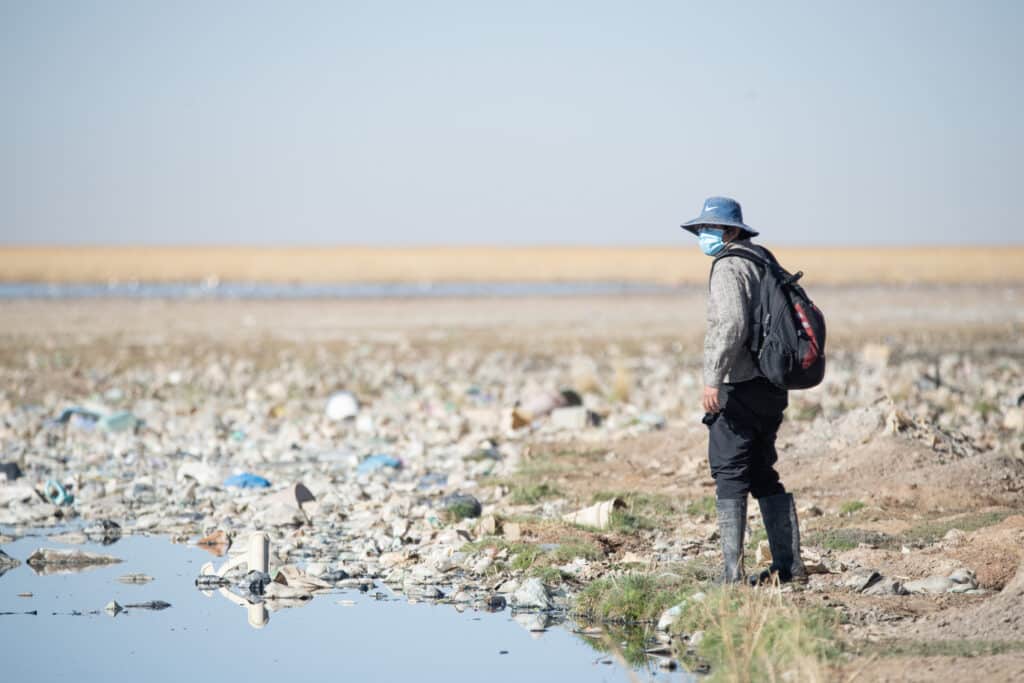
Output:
[680, 196, 807, 585]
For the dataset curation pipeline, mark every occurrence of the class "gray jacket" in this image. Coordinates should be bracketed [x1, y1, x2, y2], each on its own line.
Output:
[703, 238, 767, 387]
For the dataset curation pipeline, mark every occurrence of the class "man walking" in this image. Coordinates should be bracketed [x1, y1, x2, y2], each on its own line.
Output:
[681, 197, 807, 585]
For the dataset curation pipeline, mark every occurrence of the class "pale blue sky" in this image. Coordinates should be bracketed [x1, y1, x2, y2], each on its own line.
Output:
[2, 1, 1021, 245]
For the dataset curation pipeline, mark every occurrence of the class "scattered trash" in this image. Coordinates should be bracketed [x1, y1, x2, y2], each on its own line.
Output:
[512, 389, 581, 429]
[43, 479, 74, 506]
[549, 406, 591, 430]
[561, 498, 625, 530]
[98, 411, 141, 433]
[636, 412, 666, 430]
[325, 391, 360, 421]
[356, 454, 401, 475]
[52, 406, 101, 428]
[0, 462, 22, 482]
[51, 406, 141, 434]
[223, 473, 271, 489]
[177, 461, 221, 486]
[417, 472, 448, 490]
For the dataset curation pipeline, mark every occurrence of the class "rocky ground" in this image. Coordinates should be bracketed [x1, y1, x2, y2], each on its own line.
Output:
[1, 286, 1023, 680]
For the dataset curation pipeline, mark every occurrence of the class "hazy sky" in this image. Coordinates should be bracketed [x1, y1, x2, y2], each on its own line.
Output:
[2, 1, 1021, 246]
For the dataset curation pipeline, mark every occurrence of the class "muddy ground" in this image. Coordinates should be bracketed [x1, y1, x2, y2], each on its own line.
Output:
[2, 285, 1023, 680]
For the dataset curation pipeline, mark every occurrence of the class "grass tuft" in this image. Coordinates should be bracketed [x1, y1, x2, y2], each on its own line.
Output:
[686, 495, 717, 518]
[575, 573, 693, 623]
[673, 586, 841, 682]
[838, 500, 866, 516]
[509, 482, 562, 505]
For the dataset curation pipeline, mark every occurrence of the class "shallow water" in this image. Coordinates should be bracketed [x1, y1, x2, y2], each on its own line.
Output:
[0, 533, 694, 682]
[0, 281, 679, 300]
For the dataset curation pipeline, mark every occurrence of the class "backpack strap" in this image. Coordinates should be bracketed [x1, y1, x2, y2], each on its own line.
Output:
[708, 248, 772, 287]
[708, 247, 775, 357]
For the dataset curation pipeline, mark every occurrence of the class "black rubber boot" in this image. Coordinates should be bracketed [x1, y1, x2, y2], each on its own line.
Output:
[716, 497, 747, 584]
[750, 492, 807, 585]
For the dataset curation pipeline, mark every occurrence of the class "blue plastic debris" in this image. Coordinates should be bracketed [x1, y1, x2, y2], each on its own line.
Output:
[44, 479, 74, 506]
[417, 472, 448, 490]
[356, 454, 401, 475]
[98, 411, 141, 433]
[223, 473, 272, 489]
[51, 407, 101, 428]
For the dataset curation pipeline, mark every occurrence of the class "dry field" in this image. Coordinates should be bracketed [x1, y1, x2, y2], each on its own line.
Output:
[1, 245, 1022, 285]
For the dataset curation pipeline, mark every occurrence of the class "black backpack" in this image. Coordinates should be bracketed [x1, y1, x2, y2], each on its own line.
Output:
[712, 247, 826, 390]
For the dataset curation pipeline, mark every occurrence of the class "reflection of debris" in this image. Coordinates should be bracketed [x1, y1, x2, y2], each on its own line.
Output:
[198, 532, 273, 629]
[197, 530, 231, 556]
[26, 548, 122, 575]
[512, 577, 553, 610]
[84, 520, 122, 545]
[0, 549, 20, 576]
[118, 573, 154, 584]
[124, 600, 172, 611]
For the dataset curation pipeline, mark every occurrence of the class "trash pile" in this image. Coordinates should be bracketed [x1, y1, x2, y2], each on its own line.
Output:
[0, 334, 1022, 633]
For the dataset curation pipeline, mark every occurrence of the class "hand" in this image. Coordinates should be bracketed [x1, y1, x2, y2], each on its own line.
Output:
[702, 385, 721, 414]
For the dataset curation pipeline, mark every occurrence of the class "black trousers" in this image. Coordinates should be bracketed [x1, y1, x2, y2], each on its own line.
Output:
[707, 377, 788, 500]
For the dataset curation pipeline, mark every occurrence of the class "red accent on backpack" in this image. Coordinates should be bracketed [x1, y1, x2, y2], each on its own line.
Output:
[794, 302, 821, 369]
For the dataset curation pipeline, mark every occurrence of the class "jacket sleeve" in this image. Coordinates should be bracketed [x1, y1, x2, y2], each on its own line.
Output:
[703, 259, 752, 387]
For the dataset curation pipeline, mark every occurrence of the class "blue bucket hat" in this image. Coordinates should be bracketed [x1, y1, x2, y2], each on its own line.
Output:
[680, 196, 759, 237]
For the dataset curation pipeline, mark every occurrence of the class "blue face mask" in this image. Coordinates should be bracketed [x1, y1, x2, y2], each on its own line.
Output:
[698, 228, 726, 256]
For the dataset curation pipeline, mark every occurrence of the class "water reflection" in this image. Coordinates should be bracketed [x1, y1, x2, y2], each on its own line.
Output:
[1, 531, 699, 681]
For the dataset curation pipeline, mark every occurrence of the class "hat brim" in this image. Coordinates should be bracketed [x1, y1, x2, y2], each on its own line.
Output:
[680, 217, 759, 238]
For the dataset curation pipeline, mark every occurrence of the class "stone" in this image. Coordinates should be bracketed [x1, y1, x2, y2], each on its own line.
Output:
[657, 601, 686, 631]
[485, 594, 507, 611]
[843, 569, 882, 592]
[512, 577, 552, 610]
[503, 522, 522, 542]
[441, 493, 482, 521]
[903, 575, 955, 594]
[104, 600, 123, 616]
[26, 548, 122, 571]
[863, 578, 908, 596]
